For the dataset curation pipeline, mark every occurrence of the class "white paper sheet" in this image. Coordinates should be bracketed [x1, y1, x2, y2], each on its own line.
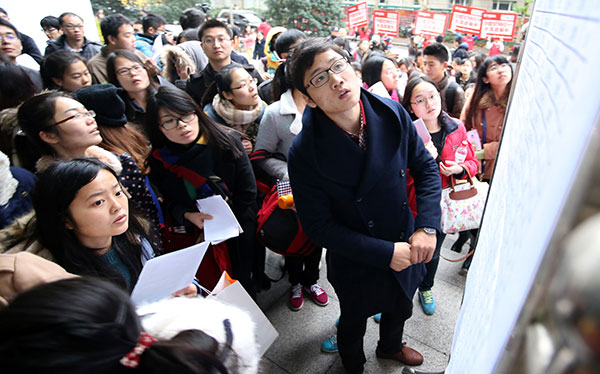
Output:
[196, 195, 243, 244]
[131, 241, 210, 305]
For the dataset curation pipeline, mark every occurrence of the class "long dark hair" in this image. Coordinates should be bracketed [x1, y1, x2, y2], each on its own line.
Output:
[31, 158, 150, 290]
[213, 63, 245, 100]
[0, 62, 36, 111]
[17, 90, 72, 158]
[464, 54, 513, 131]
[361, 53, 395, 88]
[271, 29, 306, 100]
[0, 277, 229, 373]
[401, 75, 440, 121]
[145, 85, 241, 157]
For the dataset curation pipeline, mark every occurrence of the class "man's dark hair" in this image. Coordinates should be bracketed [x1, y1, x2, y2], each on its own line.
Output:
[423, 43, 448, 64]
[40, 16, 60, 30]
[142, 13, 166, 34]
[435, 35, 444, 43]
[58, 12, 82, 27]
[289, 37, 346, 98]
[0, 18, 19, 38]
[179, 8, 206, 30]
[455, 35, 463, 44]
[0, 8, 7, 16]
[197, 19, 231, 41]
[100, 14, 131, 41]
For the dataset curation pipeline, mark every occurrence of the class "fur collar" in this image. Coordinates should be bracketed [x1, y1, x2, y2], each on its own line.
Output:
[479, 89, 509, 111]
[35, 146, 123, 174]
[160, 45, 197, 83]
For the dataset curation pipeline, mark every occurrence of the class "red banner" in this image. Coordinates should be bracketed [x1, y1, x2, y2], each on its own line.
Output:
[413, 11, 448, 37]
[480, 11, 517, 41]
[373, 10, 399, 37]
[347, 2, 369, 30]
[449, 4, 485, 35]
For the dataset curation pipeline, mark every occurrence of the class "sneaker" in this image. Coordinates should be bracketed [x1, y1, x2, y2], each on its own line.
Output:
[321, 335, 338, 353]
[305, 283, 329, 306]
[289, 284, 304, 311]
[373, 313, 381, 323]
[419, 289, 436, 315]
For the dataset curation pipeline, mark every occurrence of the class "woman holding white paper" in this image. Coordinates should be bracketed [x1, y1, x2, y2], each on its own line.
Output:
[401, 75, 478, 315]
[26, 158, 196, 296]
[145, 85, 257, 296]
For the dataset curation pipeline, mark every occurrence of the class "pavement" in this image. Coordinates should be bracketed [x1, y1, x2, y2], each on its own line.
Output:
[256, 234, 469, 374]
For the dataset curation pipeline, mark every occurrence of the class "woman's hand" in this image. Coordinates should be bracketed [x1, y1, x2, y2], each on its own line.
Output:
[424, 141, 438, 160]
[242, 139, 253, 154]
[172, 284, 198, 298]
[184, 212, 213, 229]
[439, 160, 464, 176]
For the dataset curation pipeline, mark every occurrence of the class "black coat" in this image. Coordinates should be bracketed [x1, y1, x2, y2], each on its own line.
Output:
[288, 89, 441, 301]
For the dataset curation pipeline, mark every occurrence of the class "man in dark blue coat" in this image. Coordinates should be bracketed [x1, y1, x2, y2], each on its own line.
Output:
[287, 38, 442, 373]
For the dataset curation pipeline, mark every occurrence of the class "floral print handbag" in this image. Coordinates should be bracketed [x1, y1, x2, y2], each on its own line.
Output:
[440, 168, 490, 234]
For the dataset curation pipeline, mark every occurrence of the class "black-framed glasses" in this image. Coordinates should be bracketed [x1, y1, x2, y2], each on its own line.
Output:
[50, 110, 96, 128]
[306, 58, 349, 89]
[410, 92, 440, 106]
[116, 64, 144, 76]
[231, 77, 258, 91]
[0, 32, 17, 42]
[160, 112, 196, 130]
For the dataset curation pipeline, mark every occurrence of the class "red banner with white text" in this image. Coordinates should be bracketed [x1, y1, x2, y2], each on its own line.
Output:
[480, 11, 517, 41]
[347, 2, 369, 30]
[449, 4, 485, 35]
[373, 10, 399, 37]
[413, 11, 448, 37]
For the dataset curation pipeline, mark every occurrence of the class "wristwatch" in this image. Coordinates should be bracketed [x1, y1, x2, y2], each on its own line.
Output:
[420, 227, 437, 235]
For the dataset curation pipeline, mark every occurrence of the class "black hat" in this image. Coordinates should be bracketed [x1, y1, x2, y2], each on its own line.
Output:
[72, 84, 127, 127]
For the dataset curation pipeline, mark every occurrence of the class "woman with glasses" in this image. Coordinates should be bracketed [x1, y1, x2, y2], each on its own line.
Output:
[400, 75, 478, 315]
[146, 85, 258, 295]
[40, 50, 92, 92]
[106, 49, 159, 131]
[204, 63, 266, 155]
[15, 91, 163, 253]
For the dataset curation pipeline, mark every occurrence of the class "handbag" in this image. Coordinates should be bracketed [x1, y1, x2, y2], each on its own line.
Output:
[440, 167, 489, 234]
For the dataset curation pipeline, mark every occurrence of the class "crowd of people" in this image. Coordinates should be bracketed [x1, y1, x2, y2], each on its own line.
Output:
[0, 6, 515, 373]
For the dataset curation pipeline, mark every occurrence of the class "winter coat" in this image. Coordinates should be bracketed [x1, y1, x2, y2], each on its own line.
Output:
[288, 89, 442, 302]
[435, 112, 479, 188]
[460, 89, 508, 180]
[0, 167, 35, 230]
[452, 42, 470, 60]
[435, 73, 465, 120]
[44, 35, 101, 59]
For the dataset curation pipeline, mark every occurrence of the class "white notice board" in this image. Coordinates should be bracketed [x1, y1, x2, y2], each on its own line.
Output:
[448, 1, 600, 373]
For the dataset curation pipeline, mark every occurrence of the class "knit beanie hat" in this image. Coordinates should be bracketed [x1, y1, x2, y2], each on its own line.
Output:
[72, 84, 127, 127]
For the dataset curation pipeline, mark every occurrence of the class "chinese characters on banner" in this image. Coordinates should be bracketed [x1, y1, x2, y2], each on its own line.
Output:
[373, 10, 399, 37]
[480, 12, 518, 41]
[448, 4, 517, 41]
[347, 1, 369, 30]
[414, 11, 448, 37]
[449, 4, 485, 35]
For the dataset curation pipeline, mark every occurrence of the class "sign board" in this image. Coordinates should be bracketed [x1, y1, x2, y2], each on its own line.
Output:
[373, 10, 399, 37]
[449, 4, 485, 35]
[413, 11, 448, 37]
[348, 1, 369, 30]
[447, 0, 600, 372]
[480, 11, 518, 41]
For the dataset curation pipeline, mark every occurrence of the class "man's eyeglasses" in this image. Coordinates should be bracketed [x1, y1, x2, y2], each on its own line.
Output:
[306, 58, 349, 89]
[50, 110, 96, 128]
[63, 24, 84, 30]
[410, 92, 440, 106]
[116, 64, 144, 76]
[231, 77, 258, 91]
[201, 37, 231, 46]
[0, 32, 17, 42]
[160, 112, 196, 130]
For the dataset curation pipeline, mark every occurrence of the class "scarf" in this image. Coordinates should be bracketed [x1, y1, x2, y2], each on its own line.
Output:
[212, 94, 263, 127]
[0, 152, 18, 206]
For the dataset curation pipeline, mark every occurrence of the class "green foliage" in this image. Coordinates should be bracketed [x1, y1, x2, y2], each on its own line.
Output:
[513, 0, 533, 17]
[264, 0, 344, 37]
[147, 0, 206, 23]
[91, 0, 141, 19]
[91, 0, 213, 24]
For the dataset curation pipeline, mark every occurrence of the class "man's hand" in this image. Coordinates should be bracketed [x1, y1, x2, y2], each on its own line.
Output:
[408, 229, 436, 264]
[172, 284, 198, 298]
[389, 242, 413, 272]
[184, 212, 213, 229]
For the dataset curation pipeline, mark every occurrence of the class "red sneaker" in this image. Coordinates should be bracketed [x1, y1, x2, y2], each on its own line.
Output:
[305, 283, 328, 306]
[289, 284, 303, 311]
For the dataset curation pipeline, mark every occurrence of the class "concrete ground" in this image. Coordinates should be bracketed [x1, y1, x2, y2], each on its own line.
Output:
[256, 234, 470, 374]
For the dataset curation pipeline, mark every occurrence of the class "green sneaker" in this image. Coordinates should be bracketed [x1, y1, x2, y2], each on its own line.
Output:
[419, 289, 436, 315]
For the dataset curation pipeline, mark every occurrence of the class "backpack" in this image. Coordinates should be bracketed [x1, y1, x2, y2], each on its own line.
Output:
[256, 184, 317, 257]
